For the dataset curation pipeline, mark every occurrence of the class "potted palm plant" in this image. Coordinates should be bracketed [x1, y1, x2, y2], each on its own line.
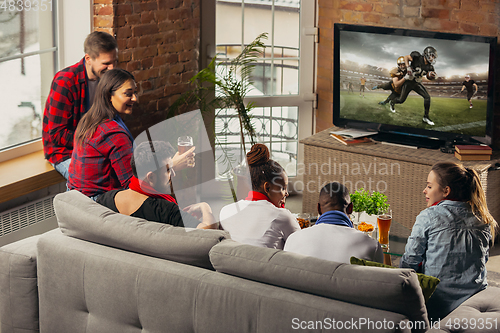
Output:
[167, 33, 268, 200]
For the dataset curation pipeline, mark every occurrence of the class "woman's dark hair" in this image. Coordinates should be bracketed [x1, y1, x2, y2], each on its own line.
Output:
[431, 161, 497, 238]
[131, 141, 176, 180]
[74, 68, 135, 146]
[246, 144, 285, 191]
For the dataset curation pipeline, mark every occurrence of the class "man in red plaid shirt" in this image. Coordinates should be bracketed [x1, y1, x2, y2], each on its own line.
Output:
[42, 31, 118, 179]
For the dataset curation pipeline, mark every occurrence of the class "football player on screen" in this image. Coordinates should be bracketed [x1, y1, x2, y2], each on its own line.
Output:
[461, 74, 478, 109]
[372, 56, 408, 112]
[359, 76, 367, 97]
[390, 46, 438, 125]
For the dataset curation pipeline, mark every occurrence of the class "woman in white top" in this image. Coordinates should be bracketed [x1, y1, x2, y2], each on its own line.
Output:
[219, 144, 300, 249]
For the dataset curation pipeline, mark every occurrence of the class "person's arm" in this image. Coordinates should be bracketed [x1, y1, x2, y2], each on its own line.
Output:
[44, 77, 77, 149]
[404, 55, 413, 73]
[183, 202, 218, 229]
[392, 75, 405, 89]
[399, 210, 430, 272]
[461, 84, 465, 92]
[172, 146, 195, 171]
[105, 131, 134, 188]
[473, 83, 478, 93]
[280, 211, 301, 241]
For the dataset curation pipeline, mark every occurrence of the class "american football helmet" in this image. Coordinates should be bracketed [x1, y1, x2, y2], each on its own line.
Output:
[397, 56, 406, 70]
[424, 46, 437, 65]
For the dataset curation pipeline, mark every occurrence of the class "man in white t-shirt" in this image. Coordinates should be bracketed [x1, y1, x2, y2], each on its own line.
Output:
[284, 182, 384, 264]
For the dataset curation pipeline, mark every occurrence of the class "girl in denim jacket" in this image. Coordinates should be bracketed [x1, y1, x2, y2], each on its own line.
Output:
[401, 161, 497, 320]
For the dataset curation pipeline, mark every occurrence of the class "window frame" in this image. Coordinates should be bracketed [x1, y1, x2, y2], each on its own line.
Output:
[208, 0, 317, 182]
[0, 0, 92, 163]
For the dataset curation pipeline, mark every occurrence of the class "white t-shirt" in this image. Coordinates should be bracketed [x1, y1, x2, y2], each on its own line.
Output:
[284, 223, 384, 264]
[219, 200, 301, 249]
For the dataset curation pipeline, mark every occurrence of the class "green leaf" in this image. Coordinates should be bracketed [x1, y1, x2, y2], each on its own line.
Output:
[350, 189, 388, 215]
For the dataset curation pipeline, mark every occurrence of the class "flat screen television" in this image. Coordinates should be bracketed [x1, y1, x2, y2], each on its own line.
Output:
[333, 23, 496, 149]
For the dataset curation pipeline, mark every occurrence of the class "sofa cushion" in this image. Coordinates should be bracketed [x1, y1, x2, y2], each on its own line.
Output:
[210, 239, 429, 332]
[350, 256, 440, 303]
[54, 190, 229, 269]
[0, 234, 40, 333]
[438, 287, 500, 333]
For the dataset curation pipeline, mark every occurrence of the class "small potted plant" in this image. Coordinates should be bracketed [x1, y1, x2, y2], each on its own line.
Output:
[350, 189, 389, 229]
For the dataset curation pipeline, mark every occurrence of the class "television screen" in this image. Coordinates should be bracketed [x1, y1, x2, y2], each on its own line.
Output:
[333, 24, 496, 147]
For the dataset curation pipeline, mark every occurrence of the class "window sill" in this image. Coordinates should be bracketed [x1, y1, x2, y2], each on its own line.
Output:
[0, 150, 65, 204]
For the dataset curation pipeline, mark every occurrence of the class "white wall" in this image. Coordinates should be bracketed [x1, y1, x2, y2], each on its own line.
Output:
[57, 0, 92, 69]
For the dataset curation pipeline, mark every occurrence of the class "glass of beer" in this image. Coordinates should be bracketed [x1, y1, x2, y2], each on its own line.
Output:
[377, 207, 392, 249]
[177, 136, 195, 167]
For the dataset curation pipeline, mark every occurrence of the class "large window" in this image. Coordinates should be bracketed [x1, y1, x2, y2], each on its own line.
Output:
[214, 0, 315, 179]
[0, 1, 57, 151]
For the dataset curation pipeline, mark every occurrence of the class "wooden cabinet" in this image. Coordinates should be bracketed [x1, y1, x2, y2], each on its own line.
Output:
[300, 128, 500, 231]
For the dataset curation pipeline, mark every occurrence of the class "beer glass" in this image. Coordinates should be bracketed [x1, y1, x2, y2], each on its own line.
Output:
[177, 136, 195, 167]
[377, 207, 392, 249]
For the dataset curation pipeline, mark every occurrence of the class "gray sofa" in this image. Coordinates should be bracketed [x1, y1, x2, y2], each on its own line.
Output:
[1, 191, 499, 333]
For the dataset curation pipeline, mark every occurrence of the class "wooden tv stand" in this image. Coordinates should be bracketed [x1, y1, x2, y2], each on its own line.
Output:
[300, 127, 500, 230]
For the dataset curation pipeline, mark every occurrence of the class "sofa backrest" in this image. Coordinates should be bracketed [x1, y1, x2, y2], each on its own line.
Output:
[54, 190, 229, 269]
[37, 228, 412, 333]
[209, 239, 429, 332]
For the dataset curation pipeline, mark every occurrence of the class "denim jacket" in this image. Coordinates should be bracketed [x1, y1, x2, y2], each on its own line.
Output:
[400, 200, 491, 320]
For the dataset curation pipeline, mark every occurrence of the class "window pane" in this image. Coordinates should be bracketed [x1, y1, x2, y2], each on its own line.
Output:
[273, 1, 300, 52]
[243, 3, 271, 47]
[216, 1, 243, 57]
[247, 58, 299, 96]
[0, 7, 56, 150]
[215, 106, 298, 176]
[216, 0, 300, 97]
[274, 58, 299, 95]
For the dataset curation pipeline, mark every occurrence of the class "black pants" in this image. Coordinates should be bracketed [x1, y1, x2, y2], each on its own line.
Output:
[379, 81, 399, 103]
[467, 91, 474, 101]
[392, 80, 431, 117]
[379, 81, 392, 90]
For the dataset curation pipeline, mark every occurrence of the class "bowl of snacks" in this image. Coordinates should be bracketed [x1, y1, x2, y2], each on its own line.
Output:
[296, 213, 311, 229]
[357, 221, 375, 239]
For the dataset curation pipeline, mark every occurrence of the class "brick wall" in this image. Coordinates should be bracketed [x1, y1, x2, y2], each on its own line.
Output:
[93, 0, 200, 137]
[317, 0, 500, 148]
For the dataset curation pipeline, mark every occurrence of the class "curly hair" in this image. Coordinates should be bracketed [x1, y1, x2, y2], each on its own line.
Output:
[246, 144, 285, 191]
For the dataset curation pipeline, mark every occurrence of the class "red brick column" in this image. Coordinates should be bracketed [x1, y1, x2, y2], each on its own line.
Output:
[316, 0, 500, 148]
[93, 0, 114, 35]
[93, 0, 201, 137]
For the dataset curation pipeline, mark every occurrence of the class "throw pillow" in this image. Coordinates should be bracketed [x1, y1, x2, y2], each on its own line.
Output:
[350, 256, 440, 303]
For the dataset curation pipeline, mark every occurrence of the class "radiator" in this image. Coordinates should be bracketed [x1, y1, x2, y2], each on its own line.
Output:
[0, 194, 58, 247]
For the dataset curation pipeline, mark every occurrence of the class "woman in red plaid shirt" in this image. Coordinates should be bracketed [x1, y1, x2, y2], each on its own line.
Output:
[67, 69, 137, 200]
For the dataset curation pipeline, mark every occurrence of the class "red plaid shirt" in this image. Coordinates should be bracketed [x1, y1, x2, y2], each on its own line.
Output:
[42, 58, 88, 164]
[67, 120, 134, 197]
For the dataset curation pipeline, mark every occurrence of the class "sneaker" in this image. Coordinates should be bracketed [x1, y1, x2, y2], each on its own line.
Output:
[389, 101, 396, 113]
[378, 100, 386, 105]
[372, 86, 378, 90]
[423, 117, 435, 125]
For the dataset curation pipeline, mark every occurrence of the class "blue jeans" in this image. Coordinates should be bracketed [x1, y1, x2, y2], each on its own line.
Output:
[52, 158, 71, 180]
